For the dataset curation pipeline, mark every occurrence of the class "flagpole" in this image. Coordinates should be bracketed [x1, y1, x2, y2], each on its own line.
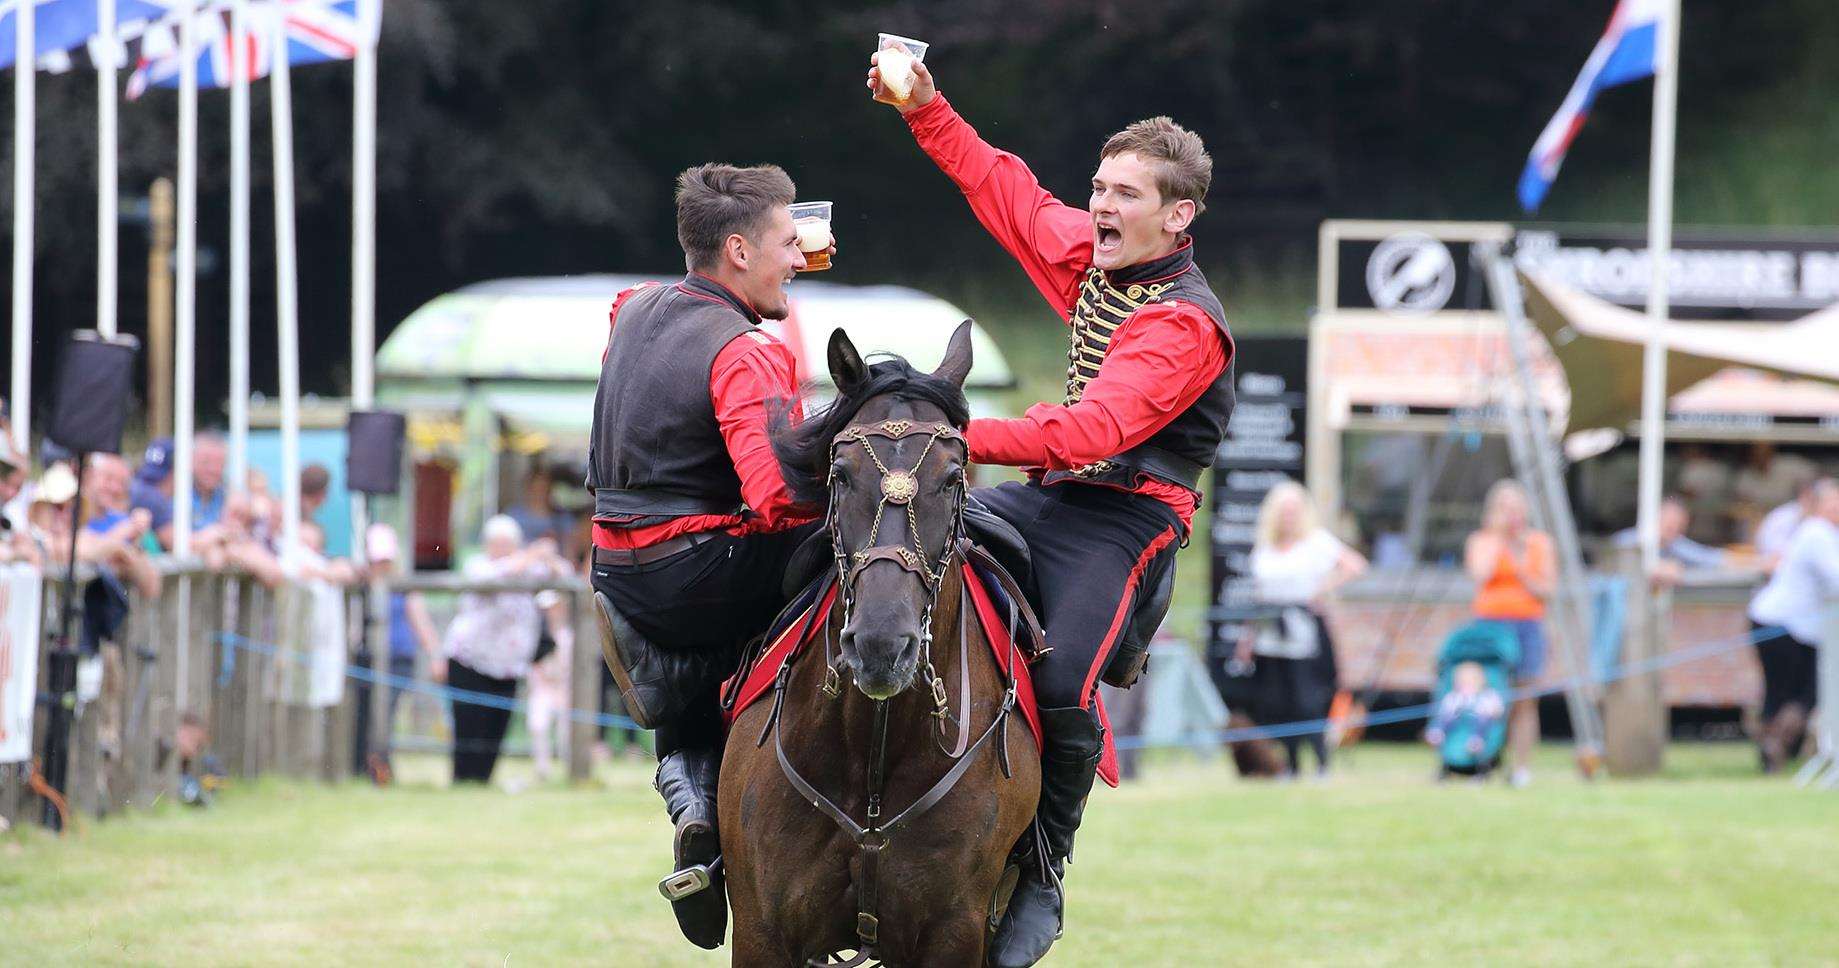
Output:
[11, 0, 34, 454]
[96, 0, 118, 340]
[1635, 0, 1680, 573]
[272, 4, 302, 561]
[228, 0, 250, 494]
[173, 0, 200, 714]
[349, 0, 378, 556]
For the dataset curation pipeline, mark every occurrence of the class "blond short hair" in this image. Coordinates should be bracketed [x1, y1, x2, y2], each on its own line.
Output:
[1100, 116, 1212, 215]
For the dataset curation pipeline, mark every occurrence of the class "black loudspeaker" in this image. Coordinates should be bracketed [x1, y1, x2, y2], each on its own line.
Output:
[49, 331, 140, 455]
[346, 409, 407, 495]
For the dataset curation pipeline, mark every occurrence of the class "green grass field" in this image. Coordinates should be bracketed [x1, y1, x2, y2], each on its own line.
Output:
[4, 743, 1835, 966]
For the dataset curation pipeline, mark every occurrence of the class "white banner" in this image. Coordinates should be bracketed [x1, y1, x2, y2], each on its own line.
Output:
[0, 564, 44, 764]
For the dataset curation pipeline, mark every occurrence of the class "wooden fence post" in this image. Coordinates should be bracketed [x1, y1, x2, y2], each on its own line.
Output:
[568, 589, 600, 783]
[1605, 548, 1667, 776]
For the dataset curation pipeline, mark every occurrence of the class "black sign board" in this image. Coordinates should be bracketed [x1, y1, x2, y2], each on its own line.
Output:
[1331, 223, 1839, 321]
[1206, 337, 1308, 707]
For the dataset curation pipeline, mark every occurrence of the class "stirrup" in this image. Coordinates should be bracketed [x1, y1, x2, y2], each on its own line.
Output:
[658, 855, 723, 901]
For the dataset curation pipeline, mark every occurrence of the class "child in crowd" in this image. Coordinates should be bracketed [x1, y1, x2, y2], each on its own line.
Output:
[1425, 661, 1507, 756]
[525, 589, 574, 782]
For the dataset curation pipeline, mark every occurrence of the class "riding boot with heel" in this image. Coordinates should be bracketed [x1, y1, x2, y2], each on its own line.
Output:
[654, 746, 727, 949]
[989, 704, 1104, 968]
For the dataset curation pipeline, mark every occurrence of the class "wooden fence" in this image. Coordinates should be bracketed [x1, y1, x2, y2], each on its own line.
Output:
[0, 560, 605, 832]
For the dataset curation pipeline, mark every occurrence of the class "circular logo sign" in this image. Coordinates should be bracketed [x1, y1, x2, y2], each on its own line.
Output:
[1365, 232, 1456, 315]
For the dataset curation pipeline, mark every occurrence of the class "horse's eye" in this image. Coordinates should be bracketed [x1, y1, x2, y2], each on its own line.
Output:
[829, 464, 849, 487]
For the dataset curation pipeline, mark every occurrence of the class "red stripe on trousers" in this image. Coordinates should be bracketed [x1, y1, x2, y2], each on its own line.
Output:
[1077, 525, 1177, 707]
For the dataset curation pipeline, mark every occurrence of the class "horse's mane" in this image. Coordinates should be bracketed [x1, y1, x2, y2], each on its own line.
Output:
[771, 357, 971, 506]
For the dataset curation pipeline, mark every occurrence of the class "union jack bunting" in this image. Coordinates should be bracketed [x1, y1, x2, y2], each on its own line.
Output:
[126, 0, 377, 99]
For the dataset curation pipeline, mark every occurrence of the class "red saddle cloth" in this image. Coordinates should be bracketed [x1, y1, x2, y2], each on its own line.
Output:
[724, 564, 1120, 788]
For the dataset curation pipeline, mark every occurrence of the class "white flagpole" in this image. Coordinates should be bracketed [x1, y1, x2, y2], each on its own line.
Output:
[349, 0, 378, 556]
[272, 4, 301, 560]
[1635, 0, 1681, 573]
[228, 0, 250, 494]
[173, 3, 198, 555]
[96, 0, 118, 340]
[11, 0, 34, 454]
[173, 0, 199, 712]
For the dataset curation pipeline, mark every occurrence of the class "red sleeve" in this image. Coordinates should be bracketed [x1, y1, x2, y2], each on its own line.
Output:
[710, 332, 815, 533]
[905, 95, 1092, 318]
[966, 303, 1230, 469]
[602, 283, 656, 363]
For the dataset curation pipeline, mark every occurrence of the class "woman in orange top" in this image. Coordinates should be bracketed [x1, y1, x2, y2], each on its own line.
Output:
[1465, 480, 1554, 787]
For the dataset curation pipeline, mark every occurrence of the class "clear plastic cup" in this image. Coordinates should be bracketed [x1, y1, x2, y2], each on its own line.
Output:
[789, 200, 833, 272]
[874, 33, 929, 106]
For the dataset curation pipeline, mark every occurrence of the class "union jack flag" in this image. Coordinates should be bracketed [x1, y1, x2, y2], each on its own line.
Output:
[126, 0, 377, 99]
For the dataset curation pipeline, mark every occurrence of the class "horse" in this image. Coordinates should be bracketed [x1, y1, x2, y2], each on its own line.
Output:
[719, 323, 1042, 967]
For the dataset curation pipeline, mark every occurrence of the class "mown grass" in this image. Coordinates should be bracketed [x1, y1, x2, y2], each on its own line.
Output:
[4, 742, 1834, 967]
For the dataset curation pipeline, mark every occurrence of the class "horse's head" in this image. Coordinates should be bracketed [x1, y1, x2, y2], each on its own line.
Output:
[774, 322, 974, 701]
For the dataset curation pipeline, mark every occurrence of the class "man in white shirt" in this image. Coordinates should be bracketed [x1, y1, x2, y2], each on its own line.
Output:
[1754, 475, 1827, 570]
[1746, 479, 1839, 771]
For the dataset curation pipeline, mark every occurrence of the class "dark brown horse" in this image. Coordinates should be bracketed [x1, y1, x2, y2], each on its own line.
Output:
[720, 324, 1041, 967]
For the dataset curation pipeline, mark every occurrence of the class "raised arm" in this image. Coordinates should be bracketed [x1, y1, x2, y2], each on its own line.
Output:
[870, 57, 1091, 317]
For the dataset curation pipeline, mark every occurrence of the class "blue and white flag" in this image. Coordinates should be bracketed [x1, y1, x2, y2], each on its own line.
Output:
[1517, 0, 1669, 212]
[0, 0, 173, 72]
[126, 0, 376, 98]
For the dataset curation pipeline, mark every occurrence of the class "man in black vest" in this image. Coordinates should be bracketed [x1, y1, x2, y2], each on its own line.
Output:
[869, 57, 1236, 966]
[588, 163, 827, 949]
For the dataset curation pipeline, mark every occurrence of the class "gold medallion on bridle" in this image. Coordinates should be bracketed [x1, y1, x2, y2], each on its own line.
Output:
[882, 471, 919, 504]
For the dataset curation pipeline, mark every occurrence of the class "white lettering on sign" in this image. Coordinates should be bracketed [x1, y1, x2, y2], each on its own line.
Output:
[1517, 235, 1839, 311]
[1239, 371, 1286, 395]
[1803, 252, 1839, 302]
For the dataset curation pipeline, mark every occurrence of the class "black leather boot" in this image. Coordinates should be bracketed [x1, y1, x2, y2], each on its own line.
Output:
[596, 591, 709, 730]
[655, 746, 727, 949]
[989, 705, 1104, 968]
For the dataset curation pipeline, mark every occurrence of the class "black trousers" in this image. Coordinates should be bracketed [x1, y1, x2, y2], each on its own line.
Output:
[1753, 622, 1818, 720]
[975, 481, 1181, 711]
[448, 659, 519, 783]
[591, 526, 813, 757]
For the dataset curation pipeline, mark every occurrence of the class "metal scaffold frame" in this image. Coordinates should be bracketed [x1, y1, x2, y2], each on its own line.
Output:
[1477, 241, 1606, 776]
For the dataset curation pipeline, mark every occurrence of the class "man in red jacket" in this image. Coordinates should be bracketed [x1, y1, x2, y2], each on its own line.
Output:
[588, 163, 826, 949]
[870, 56, 1236, 967]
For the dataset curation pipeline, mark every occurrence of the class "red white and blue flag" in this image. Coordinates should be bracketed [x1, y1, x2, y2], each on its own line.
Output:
[1517, 0, 1669, 212]
[126, 0, 376, 99]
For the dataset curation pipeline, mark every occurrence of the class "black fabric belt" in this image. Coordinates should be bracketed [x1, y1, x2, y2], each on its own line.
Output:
[592, 531, 718, 567]
[593, 486, 743, 522]
[1112, 444, 1206, 491]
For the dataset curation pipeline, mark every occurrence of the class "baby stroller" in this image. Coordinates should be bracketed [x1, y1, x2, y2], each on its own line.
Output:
[1430, 621, 1520, 778]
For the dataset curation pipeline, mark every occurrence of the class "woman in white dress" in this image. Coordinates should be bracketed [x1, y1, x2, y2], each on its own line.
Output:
[1239, 481, 1367, 776]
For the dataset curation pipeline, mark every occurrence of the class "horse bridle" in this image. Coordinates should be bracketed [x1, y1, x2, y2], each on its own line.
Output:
[823, 418, 967, 705]
[761, 417, 1020, 964]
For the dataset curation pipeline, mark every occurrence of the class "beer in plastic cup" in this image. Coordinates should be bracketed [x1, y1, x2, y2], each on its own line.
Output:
[790, 201, 833, 273]
[874, 33, 928, 107]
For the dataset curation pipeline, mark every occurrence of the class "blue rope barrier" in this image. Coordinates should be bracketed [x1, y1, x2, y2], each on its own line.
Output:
[214, 631, 646, 731]
[1114, 623, 1782, 751]
[216, 622, 1778, 756]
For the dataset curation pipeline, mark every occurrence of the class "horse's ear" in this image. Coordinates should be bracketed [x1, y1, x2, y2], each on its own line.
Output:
[932, 319, 975, 389]
[828, 328, 868, 395]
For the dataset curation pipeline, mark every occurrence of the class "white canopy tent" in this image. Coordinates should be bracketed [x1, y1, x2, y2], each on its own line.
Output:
[1518, 269, 1839, 435]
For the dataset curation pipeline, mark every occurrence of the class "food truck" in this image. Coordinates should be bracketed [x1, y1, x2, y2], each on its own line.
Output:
[371, 274, 1015, 568]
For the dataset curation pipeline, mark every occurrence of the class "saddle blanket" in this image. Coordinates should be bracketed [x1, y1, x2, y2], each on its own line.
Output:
[724, 564, 1121, 788]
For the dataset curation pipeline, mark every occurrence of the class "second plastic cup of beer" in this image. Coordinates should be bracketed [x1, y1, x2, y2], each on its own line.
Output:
[790, 201, 833, 272]
[874, 33, 928, 106]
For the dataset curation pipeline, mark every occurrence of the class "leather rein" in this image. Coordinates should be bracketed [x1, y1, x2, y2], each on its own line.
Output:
[758, 418, 1022, 963]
